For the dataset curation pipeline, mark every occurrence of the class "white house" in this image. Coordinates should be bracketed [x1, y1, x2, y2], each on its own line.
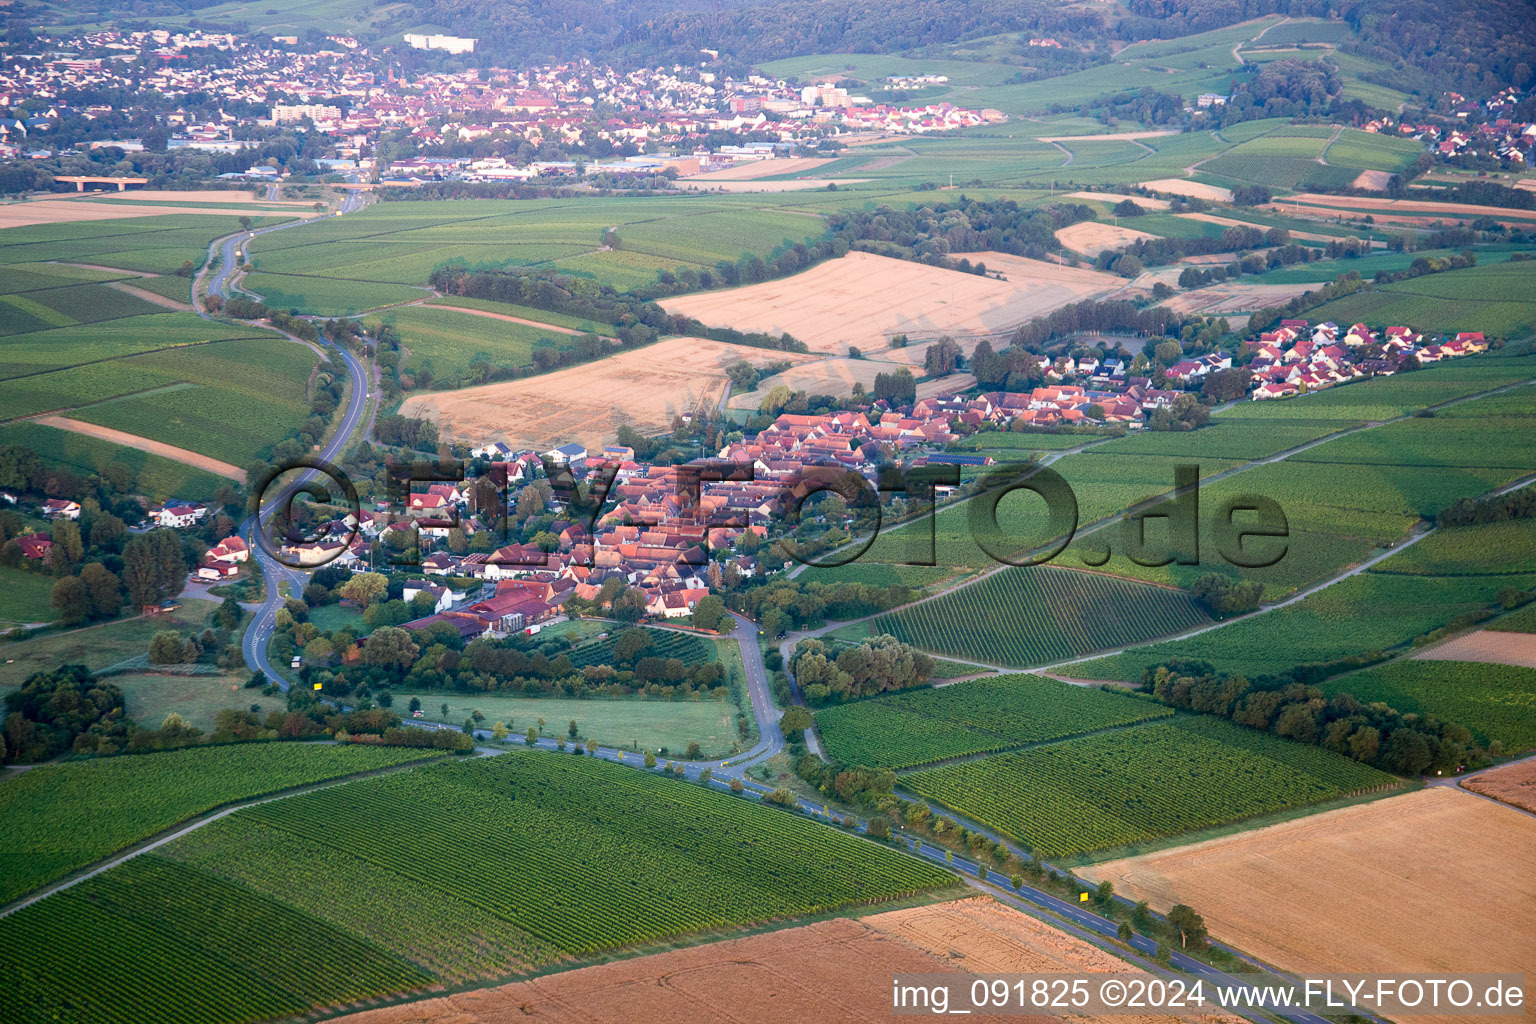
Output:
[403, 582, 455, 613]
[154, 502, 207, 528]
[470, 440, 513, 460]
[43, 498, 81, 520]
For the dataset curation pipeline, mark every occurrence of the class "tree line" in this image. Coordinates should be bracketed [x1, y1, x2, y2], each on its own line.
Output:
[1143, 658, 1482, 776]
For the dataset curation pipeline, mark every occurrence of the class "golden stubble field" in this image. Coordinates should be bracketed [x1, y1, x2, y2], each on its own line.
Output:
[1054, 221, 1160, 257]
[1464, 759, 1536, 813]
[401, 337, 813, 449]
[1081, 787, 1536, 1018]
[330, 897, 1239, 1024]
[660, 250, 1121, 355]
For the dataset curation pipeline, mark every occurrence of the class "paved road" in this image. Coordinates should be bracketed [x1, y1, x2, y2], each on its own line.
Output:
[194, 190, 370, 691]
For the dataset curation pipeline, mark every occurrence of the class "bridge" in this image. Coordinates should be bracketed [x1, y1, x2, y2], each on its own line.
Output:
[56, 175, 149, 192]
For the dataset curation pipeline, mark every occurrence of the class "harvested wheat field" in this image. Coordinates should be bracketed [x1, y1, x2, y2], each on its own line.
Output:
[1140, 179, 1234, 203]
[0, 199, 313, 228]
[661, 251, 1120, 354]
[1351, 169, 1394, 190]
[1159, 282, 1316, 316]
[1464, 759, 1536, 814]
[1415, 629, 1536, 669]
[1081, 788, 1536, 1003]
[1055, 221, 1159, 257]
[329, 898, 1235, 1024]
[403, 338, 811, 449]
[1066, 191, 1171, 210]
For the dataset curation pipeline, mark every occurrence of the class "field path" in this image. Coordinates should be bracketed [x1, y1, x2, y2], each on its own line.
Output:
[422, 301, 615, 340]
[1317, 124, 1345, 165]
[105, 279, 189, 310]
[33, 415, 243, 480]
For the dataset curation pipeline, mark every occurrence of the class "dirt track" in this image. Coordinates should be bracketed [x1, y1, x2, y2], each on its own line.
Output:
[426, 302, 608, 339]
[33, 416, 244, 480]
[105, 280, 190, 310]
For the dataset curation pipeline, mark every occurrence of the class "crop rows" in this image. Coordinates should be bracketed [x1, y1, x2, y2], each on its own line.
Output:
[0, 857, 429, 1024]
[0, 743, 436, 904]
[568, 627, 715, 668]
[905, 716, 1398, 858]
[816, 673, 1172, 769]
[227, 754, 954, 956]
[865, 566, 1211, 667]
[1073, 569, 1536, 682]
[163, 816, 562, 982]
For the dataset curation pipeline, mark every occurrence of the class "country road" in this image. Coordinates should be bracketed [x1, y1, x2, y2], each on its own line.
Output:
[192, 189, 371, 693]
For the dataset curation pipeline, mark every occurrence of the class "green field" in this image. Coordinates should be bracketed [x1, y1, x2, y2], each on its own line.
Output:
[796, 561, 962, 590]
[566, 626, 717, 669]
[0, 214, 289, 276]
[246, 196, 833, 312]
[905, 715, 1399, 859]
[0, 752, 963, 1020]
[0, 856, 432, 1024]
[0, 743, 438, 904]
[1370, 519, 1536, 577]
[426, 294, 607, 333]
[1071, 569, 1536, 682]
[1323, 659, 1536, 752]
[0, 310, 262, 385]
[840, 566, 1211, 668]
[365, 304, 556, 386]
[54, 337, 321, 466]
[113, 671, 270, 733]
[0, 565, 60, 627]
[401, 689, 746, 757]
[0, 601, 219, 687]
[242, 271, 426, 315]
[1305, 261, 1536, 338]
[815, 673, 1172, 769]
[1489, 604, 1536, 633]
